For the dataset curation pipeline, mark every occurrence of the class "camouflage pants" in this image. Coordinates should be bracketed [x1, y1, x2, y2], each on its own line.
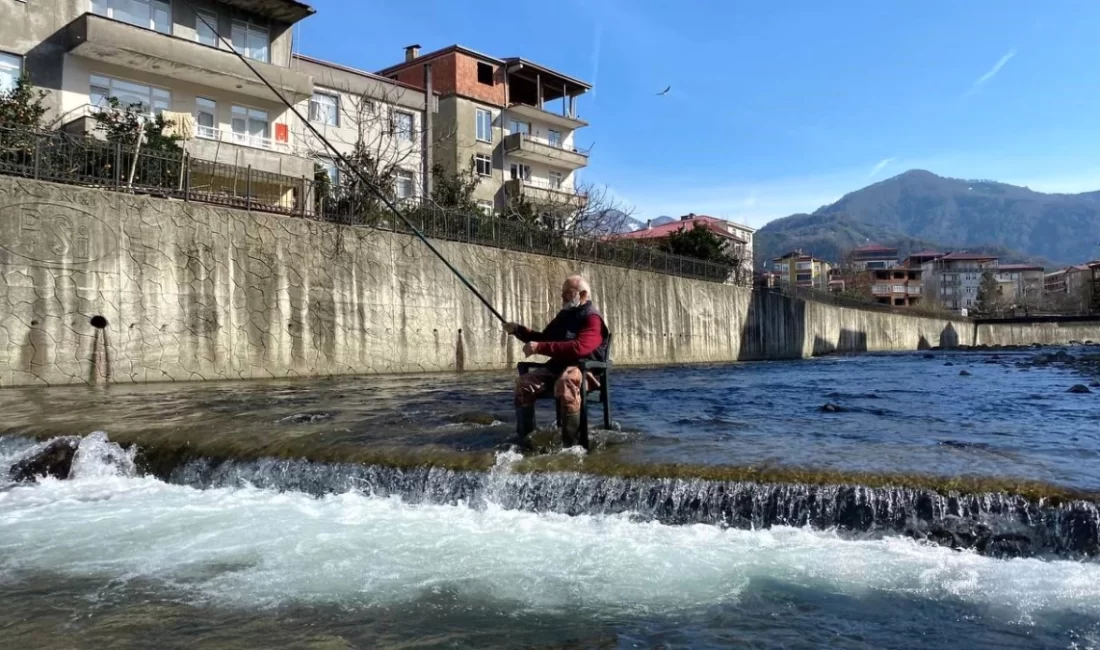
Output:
[514, 367, 598, 415]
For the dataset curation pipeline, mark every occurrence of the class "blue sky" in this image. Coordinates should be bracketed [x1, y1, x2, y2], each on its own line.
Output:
[298, 0, 1100, 228]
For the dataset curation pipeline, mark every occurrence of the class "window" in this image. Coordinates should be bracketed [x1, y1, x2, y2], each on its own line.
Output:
[231, 20, 269, 63]
[475, 108, 492, 143]
[0, 52, 21, 94]
[477, 62, 494, 86]
[92, 0, 171, 34]
[195, 97, 216, 138]
[474, 153, 492, 177]
[548, 129, 562, 148]
[89, 74, 170, 114]
[477, 200, 494, 215]
[309, 92, 339, 126]
[195, 9, 218, 47]
[394, 169, 415, 200]
[318, 158, 339, 186]
[509, 163, 530, 182]
[231, 105, 270, 148]
[548, 170, 563, 189]
[509, 119, 530, 135]
[393, 110, 413, 141]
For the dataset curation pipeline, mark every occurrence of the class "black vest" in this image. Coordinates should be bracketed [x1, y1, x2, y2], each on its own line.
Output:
[542, 301, 610, 365]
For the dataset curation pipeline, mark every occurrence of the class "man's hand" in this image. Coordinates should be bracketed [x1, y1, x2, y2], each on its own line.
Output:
[522, 342, 539, 357]
[503, 322, 521, 335]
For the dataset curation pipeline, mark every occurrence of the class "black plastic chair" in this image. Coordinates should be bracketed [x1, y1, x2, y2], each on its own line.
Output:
[516, 333, 613, 450]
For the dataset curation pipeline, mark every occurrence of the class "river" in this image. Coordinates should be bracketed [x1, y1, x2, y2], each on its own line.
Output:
[1, 349, 1098, 648]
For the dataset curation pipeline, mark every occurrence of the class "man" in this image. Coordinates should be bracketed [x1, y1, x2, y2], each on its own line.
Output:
[504, 275, 610, 446]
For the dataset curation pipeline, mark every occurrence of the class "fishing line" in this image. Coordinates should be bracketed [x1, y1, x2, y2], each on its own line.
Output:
[184, 1, 507, 324]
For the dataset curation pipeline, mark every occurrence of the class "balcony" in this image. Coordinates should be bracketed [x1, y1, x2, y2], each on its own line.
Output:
[64, 13, 314, 103]
[186, 127, 311, 177]
[507, 102, 588, 131]
[504, 178, 587, 208]
[503, 133, 588, 170]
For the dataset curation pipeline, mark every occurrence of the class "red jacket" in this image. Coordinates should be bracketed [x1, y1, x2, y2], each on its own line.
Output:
[515, 312, 606, 364]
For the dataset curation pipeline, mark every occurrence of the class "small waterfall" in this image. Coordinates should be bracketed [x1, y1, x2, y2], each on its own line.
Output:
[4, 434, 1097, 559]
[167, 451, 1100, 560]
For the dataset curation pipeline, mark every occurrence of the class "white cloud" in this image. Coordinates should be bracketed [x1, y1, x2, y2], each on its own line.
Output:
[967, 49, 1017, 95]
[868, 157, 895, 179]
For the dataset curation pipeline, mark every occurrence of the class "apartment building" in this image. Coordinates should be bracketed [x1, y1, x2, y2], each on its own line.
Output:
[847, 243, 898, 271]
[921, 252, 998, 313]
[1045, 262, 1099, 313]
[869, 265, 923, 307]
[772, 250, 831, 290]
[290, 54, 428, 202]
[377, 44, 591, 215]
[1, 0, 316, 183]
[994, 264, 1044, 308]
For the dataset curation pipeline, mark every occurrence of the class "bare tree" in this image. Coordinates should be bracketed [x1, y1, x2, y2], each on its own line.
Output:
[496, 178, 635, 238]
[298, 81, 454, 224]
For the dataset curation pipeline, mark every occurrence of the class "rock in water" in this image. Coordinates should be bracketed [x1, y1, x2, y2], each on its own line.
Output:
[820, 403, 846, 413]
[1067, 384, 1092, 394]
[959, 370, 972, 376]
[9, 437, 80, 483]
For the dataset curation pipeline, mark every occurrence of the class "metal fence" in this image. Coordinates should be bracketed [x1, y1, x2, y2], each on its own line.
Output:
[0, 123, 735, 284]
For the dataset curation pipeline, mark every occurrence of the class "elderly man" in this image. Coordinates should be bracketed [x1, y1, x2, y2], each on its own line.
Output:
[504, 275, 610, 446]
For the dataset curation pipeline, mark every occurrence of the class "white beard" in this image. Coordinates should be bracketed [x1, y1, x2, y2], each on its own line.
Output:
[562, 298, 581, 310]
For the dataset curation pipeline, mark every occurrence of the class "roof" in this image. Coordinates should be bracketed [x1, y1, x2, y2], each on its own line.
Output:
[376, 46, 591, 91]
[774, 250, 828, 263]
[503, 57, 592, 91]
[614, 215, 747, 243]
[937, 252, 998, 262]
[996, 264, 1044, 272]
[851, 243, 897, 254]
[377, 44, 505, 77]
[908, 250, 945, 258]
[294, 54, 431, 94]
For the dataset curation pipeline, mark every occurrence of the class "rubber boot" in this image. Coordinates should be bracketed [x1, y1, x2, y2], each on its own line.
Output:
[515, 406, 536, 439]
[560, 412, 581, 448]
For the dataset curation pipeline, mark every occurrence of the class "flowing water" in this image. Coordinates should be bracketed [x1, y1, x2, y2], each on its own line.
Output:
[2, 350, 1100, 648]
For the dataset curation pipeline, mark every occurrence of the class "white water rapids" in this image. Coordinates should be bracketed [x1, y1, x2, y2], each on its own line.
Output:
[1, 434, 1099, 640]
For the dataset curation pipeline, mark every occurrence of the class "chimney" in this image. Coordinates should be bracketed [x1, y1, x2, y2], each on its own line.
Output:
[681, 212, 694, 221]
[645, 219, 652, 230]
[405, 44, 421, 62]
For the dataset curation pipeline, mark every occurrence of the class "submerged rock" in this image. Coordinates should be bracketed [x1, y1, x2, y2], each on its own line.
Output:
[959, 370, 972, 377]
[9, 437, 79, 483]
[819, 403, 847, 413]
[944, 362, 955, 367]
[1067, 385, 1092, 394]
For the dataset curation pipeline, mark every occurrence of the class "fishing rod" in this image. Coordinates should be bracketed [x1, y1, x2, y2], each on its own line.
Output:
[185, 2, 507, 324]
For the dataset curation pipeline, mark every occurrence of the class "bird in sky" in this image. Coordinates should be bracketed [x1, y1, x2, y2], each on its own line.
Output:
[657, 85, 671, 96]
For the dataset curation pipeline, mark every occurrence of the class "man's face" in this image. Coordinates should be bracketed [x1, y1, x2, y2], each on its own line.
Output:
[561, 283, 582, 309]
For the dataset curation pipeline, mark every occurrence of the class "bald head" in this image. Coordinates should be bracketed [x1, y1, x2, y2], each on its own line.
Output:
[561, 275, 591, 310]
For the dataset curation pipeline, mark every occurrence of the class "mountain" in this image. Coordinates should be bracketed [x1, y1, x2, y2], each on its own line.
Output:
[755, 170, 1100, 268]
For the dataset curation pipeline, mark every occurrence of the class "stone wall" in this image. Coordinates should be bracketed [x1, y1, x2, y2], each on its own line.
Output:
[0, 176, 1095, 387]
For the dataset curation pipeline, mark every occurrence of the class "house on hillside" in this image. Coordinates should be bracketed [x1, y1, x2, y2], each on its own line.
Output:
[614, 214, 755, 282]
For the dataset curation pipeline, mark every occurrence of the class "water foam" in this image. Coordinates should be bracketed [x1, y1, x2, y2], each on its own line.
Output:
[1, 435, 1098, 625]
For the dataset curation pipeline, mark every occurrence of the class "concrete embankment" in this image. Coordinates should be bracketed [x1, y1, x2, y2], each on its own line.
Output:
[0, 175, 1096, 386]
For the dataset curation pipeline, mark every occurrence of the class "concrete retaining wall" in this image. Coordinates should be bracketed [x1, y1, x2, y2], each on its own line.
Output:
[0, 176, 1095, 387]
[976, 318, 1100, 347]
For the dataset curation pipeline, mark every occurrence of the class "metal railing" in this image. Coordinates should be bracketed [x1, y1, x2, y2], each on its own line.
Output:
[0, 122, 737, 284]
[195, 125, 290, 153]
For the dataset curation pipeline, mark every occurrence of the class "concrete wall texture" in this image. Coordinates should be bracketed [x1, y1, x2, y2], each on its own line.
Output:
[0, 176, 1097, 387]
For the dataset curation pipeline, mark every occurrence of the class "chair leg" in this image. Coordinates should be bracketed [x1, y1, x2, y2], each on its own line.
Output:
[578, 373, 590, 450]
[602, 384, 612, 430]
